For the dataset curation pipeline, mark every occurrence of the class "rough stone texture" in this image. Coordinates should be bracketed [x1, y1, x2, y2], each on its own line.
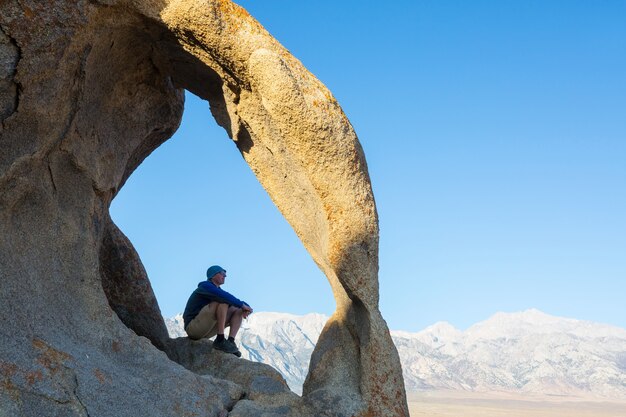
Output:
[100, 215, 170, 349]
[165, 338, 314, 416]
[0, 0, 409, 416]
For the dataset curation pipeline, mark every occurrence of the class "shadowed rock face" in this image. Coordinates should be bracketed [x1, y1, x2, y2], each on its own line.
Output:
[0, 1, 408, 416]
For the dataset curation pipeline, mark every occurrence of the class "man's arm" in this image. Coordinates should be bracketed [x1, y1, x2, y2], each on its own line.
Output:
[197, 282, 248, 307]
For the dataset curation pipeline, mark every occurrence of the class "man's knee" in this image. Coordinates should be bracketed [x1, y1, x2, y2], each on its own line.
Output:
[224, 306, 243, 326]
[215, 303, 229, 316]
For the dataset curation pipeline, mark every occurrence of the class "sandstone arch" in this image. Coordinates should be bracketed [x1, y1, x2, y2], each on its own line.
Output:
[0, 1, 408, 416]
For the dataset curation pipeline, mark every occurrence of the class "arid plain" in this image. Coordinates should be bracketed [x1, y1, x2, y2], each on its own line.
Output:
[407, 391, 626, 417]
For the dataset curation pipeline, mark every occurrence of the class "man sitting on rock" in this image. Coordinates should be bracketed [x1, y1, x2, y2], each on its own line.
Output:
[183, 265, 253, 356]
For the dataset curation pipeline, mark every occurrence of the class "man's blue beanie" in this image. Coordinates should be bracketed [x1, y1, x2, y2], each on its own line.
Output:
[206, 265, 226, 280]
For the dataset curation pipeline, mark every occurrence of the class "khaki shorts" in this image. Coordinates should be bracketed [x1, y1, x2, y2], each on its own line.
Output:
[186, 302, 219, 340]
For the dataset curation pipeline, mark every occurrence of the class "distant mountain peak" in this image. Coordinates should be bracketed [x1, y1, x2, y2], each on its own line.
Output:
[465, 309, 626, 341]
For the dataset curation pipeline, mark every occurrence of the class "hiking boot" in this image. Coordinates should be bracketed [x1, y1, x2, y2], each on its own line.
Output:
[213, 338, 241, 356]
[226, 339, 242, 357]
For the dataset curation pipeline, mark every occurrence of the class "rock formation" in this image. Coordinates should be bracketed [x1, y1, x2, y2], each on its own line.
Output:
[0, 0, 409, 416]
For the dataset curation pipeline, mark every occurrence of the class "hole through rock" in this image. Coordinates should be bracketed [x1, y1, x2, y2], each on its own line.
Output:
[105, 91, 334, 392]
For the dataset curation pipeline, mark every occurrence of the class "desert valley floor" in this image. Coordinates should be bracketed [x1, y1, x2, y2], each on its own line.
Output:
[407, 391, 626, 417]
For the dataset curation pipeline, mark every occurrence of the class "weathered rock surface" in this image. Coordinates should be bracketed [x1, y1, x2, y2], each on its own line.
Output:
[0, 0, 408, 416]
[101, 214, 169, 349]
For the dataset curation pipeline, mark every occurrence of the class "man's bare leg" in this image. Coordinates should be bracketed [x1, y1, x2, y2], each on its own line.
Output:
[213, 303, 242, 356]
[225, 306, 244, 339]
[215, 302, 229, 335]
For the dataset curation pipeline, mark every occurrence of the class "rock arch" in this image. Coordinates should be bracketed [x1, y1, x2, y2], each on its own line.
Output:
[0, 1, 408, 416]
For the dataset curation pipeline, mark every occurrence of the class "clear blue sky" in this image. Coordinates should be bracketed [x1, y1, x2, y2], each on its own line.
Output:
[111, 1, 626, 332]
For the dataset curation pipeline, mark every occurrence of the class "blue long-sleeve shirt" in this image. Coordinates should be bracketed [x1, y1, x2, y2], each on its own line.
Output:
[182, 281, 248, 329]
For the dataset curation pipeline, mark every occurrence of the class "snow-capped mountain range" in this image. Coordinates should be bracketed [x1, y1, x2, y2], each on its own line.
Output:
[165, 309, 626, 398]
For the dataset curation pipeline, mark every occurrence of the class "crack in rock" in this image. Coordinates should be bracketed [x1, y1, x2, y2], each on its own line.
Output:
[72, 374, 91, 417]
[0, 22, 20, 126]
